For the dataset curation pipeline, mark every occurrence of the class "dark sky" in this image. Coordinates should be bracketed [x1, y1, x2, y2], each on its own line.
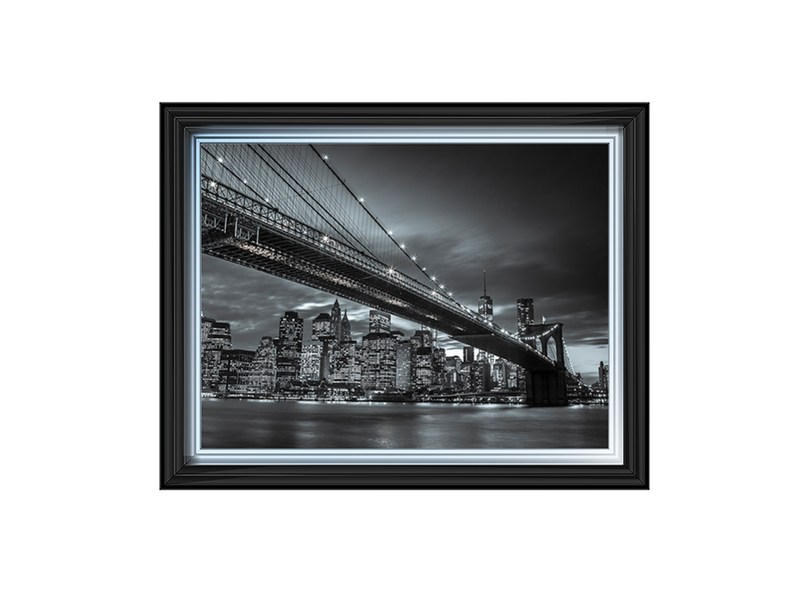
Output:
[202, 143, 610, 383]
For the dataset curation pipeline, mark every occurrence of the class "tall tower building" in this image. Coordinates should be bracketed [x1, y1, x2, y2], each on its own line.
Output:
[396, 341, 412, 391]
[253, 336, 277, 396]
[463, 346, 475, 365]
[340, 309, 351, 342]
[478, 271, 493, 323]
[362, 332, 397, 390]
[432, 347, 446, 387]
[300, 341, 324, 382]
[517, 298, 535, 336]
[276, 311, 304, 388]
[413, 347, 433, 389]
[598, 361, 609, 390]
[330, 299, 342, 342]
[330, 340, 360, 386]
[201, 318, 232, 395]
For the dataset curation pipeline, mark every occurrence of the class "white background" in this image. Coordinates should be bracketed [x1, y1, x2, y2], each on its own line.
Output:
[2, 1, 802, 601]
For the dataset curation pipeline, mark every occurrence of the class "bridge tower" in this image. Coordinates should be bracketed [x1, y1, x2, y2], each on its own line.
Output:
[520, 323, 568, 406]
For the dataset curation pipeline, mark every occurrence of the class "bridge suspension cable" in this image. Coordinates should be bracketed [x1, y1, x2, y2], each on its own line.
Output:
[309, 145, 462, 303]
[563, 337, 576, 375]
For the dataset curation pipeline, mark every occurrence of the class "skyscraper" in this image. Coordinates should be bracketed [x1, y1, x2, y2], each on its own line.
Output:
[445, 356, 461, 389]
[340, 309, 351, 342]
[253, 336, 276, 396]
[276, 311, 303, 388]
[492, 357, 507, 391]
[463, 346, 475, 365]
[330, 340, 360, 386]
[396, 341, 412, 391]
[330, 299, 341, 342]
[300, 341, 324, 382]
[432, 347, 446, 388]
[201, 317, 232, 394]
[517, 298, 536, 336]
[362, 332, 397, 390]
[478, 270, 493, 323]
[598, 361, 609, 390]
[220, 349, 259, 397]
[413, 347, 433, 389]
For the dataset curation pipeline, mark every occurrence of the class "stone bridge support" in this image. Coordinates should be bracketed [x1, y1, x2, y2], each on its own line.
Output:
[525, 370, 568, 406]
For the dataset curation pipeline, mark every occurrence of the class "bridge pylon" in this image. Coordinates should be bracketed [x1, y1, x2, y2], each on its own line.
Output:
[524, 369, 568, 406]
[520, 323, 568, 406]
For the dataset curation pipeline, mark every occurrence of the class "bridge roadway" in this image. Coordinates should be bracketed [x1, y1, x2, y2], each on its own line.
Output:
[200, 176, 558, 374]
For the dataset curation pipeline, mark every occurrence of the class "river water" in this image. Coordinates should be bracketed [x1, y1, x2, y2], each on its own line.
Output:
[202, 398, 608, 449]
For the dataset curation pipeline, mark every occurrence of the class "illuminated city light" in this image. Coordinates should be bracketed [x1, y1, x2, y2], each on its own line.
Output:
[210, 181, 217, 187]
[388, 230, 393, 235]
[412, 256, 416, 261]
[359, 197, 365, 202]
[323, 154, 329, 160]
[400, 244, 405, 249]
[439, 284, 445, 289]
[218, 157, 223, 162]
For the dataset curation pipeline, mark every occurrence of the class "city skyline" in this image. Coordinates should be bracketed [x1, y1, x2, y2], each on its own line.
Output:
[201, 294, 609, 400]
[202, 143, 609, 383]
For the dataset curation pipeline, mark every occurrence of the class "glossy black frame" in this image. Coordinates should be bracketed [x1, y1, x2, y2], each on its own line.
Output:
[160, 103, 648, 489]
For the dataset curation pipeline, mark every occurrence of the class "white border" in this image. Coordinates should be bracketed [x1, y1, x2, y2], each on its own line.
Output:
[184, 126, 623, 465]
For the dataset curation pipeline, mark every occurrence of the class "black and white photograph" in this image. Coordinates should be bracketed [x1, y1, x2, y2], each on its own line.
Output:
[199, 142, 610, 450]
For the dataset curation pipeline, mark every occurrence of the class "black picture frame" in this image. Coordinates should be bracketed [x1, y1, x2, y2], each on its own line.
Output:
[160, 103, 648, 489]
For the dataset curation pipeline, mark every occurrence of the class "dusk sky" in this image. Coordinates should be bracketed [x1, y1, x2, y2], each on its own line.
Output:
[201, 143, 610, 383]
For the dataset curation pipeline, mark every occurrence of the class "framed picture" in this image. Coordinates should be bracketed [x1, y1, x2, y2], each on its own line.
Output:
[160, 103, 648, 488]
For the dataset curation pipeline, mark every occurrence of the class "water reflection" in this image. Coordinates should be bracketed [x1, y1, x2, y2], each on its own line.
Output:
[202, 398, 608, 450]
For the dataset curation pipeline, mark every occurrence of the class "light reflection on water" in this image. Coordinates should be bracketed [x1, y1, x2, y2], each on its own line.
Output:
[202, 398, 608, 450]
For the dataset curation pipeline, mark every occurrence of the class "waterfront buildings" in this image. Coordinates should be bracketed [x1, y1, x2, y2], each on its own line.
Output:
[200, 293, 576, 398]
